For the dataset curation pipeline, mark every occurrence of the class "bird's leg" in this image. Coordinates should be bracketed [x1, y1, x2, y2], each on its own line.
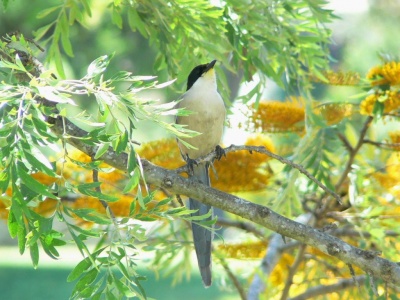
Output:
[185, 154, 198, 176]
[214, 145, 226, 161]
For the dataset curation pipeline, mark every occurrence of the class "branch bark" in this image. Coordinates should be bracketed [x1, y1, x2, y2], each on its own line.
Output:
[48, 113, 400, 286]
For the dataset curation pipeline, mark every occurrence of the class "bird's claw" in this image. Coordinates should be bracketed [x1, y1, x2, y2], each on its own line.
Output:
[215, 145, 226, 161]
[185, 155, 198, 176]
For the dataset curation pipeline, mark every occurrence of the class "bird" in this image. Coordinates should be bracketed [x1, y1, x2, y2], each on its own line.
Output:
[175, 59, 226, 287]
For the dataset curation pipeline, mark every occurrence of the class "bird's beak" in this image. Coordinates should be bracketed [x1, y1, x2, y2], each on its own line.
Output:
[205, 60, 217, 72]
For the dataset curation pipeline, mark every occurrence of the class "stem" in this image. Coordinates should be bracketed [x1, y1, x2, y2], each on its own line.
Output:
[335, 116, 372, 191]
[280, 244, 307, 300]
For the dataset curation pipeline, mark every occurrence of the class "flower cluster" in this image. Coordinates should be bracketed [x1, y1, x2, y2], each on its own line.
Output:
[137, 138, 184, 170]
[389, 131, 400, 150]
[314, 103, 355, 125]
[360, 91, 400, 115]
[218, 240, 267, 259]
[367, 61, 400, 86]
[315, 70, 360, 86]
[374, 153, 400, 199]
[247, 100, 305, 133]
[211, 135, 275, 193]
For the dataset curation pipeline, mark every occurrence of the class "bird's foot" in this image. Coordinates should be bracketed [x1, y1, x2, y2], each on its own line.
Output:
[215, 145, 226, 161]
[185, 155, 198, 176]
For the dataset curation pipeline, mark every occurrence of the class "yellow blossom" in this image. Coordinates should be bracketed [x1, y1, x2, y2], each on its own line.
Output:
[269, 253, 295, 285]
[34, 199, 58, 216]
[314, 103, 355, 125]
[218, 241, 267, 259]
[211, 135, 275, 193]
[360, 91, 400, 115]
[374, 153, 400, 200]
[389, 131, 400, 150]
[367, 62, 400, 86]
[387, 153, 400, 178]
[315, 70, 360, 86]
[0, 200, 8, 219]
[248, 100, 305, 133]
[137, 138, 184, 169]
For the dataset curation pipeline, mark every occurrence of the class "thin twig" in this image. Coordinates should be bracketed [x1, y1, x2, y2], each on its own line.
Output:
[247, 214, 315, 300]
[216, 218, 267, 241]
[288, 275, 366, 300]
[92, 158, 116, 220]
[335, 117, 373, 191]
[347, 263, 360, 290]
[363, 139, 400, 150]
[217, 255, 247, 300]
[304, 254, 344, 277]
[337, 132, 353, 152]
[280, 244, 307, 300]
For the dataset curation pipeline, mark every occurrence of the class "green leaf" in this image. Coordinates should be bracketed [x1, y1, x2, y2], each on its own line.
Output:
[87, 55, 112, 79]
[0, 170, 10, 193]
[30, 242, 39, 268]
[17, 167, 58, 199]
[77, 183, 119, 202]
[34, 23, 54, 41]
[73, 268, 99, 295]
[94, 142, 110, 159]
[55, 46, 66, 78]
[372, 101, 384, 119]
[112, 6, 123, 29]
[17, 224, 27, 255]
[68, 257, 92, 282]
[123, 167, 140, 193]
[22, 150, 57, 177]
[127, 145, 137, 175]
[59, 11, 74, 57]
[7, 210, 18, 238]
[37, 5, 61, 18]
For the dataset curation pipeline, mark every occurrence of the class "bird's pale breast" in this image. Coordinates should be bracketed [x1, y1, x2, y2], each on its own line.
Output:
[177, 89, 225, 159]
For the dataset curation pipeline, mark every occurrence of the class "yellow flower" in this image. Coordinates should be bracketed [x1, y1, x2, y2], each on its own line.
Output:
[218, 240, 267, 259]
[0, 200, 8, 219]
[137, 139, 184, 169]
[389, 131, 400, 150]
[315, 70, 360, 86]
[367, 62, 400, 86]
[360, 91, 400, 115]
[211, 134, 275, 193]
[374, 153, 400, 199]
[314, 103, 355, 125]
[248, 100, 305, 133]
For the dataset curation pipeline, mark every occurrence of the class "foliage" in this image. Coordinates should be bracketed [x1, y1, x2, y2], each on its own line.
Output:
[1, 0, 400, 299]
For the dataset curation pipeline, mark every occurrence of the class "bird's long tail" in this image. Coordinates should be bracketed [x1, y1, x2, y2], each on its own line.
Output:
[189, 162, 213, 287]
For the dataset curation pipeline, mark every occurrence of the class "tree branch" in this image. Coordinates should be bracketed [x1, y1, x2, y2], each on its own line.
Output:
[280, 244, 307, 300]
[47, 113, 400, 286]
[8, 47, 400, 287]
[288, 275, 366, 300]
[216, 218, 267, 241]
[177, 144, 342, 205]
[335, 117, 373, 191]
[247, 213, 314, 300]
[363, 139, 400, 150]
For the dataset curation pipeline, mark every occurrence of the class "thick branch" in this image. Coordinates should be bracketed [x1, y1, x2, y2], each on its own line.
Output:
[49, 114, 400, 286]
[177, 144, 342, 204]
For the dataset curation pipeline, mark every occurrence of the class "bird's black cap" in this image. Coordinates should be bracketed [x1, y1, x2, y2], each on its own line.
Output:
[186, 60, 217, 91]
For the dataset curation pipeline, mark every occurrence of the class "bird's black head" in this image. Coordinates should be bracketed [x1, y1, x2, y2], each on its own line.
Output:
[186, 60, 217, 91]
